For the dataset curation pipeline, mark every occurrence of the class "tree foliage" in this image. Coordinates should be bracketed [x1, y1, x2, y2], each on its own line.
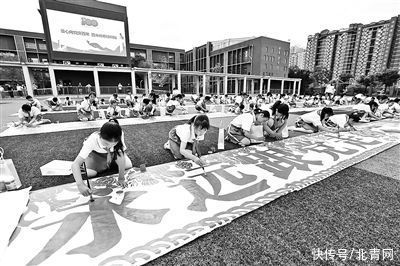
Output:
[311, 67, 332, 86]
[288, 66, 313, 94]
[376, 69, 400, 87]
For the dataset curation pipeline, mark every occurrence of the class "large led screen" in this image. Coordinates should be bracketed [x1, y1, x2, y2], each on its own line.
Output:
[46, 9, 127, 57]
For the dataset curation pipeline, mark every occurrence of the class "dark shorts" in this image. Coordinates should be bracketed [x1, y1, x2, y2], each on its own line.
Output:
[23, 114, 43, 123]
[168, 127, 194, 159]
[166, 105, 176, 114]
[226, 124, 246, 144]
[85, 151, 118, 173]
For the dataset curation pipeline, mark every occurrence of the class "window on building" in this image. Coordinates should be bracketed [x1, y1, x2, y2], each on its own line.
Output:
[0, 35, 16, 50]
[152, 51, 168, 63]
[266, 47, 268, 53]
[168, 53, 175, 62]
[25, 42, 36, 50]
[278, 47, 281, 55]
[271, 47, 275, 54]
[38, 43, 47, 51]
[264, 55, 267, 61]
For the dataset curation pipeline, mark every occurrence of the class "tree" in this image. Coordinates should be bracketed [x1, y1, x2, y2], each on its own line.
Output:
[338, 73, 353, 83]
[375, 69, 400, 95]
[288, 66, 313, 94]
[131, 55, 150, 68]
[311, 67, 332, 86]
[357, 75, 379, 95]
[334, 72, 354, 94]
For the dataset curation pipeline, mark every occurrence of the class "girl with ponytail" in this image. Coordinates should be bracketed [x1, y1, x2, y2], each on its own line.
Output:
[72, 118, 132, 196]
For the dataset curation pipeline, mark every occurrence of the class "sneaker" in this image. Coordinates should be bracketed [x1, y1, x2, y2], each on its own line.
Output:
[164, 141, 170, 150]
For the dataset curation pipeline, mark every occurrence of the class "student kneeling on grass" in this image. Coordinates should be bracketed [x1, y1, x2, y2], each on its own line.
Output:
[45, 97, 63, 111]
[72, 119, 133, 196]
[195, 95, 211, 113]
[164, 115, 209, 167]
[106, 99, 124, 119]
[77, 94, 96, 121]
[226, 108, 270, 146]
[13, 104, 51, 127]
[140, 98, 156, 118]
[166, 94, 187, 115]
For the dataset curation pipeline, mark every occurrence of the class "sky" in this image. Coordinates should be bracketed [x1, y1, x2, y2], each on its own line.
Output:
[1, 0, 399, 50]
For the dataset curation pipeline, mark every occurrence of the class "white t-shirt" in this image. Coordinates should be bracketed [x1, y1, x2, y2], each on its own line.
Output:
[167, 99, 180, 107]
[126, 94, 134, 101]
[230, 112, 255, 132]
[354, 103, 371, 113]
[78, 132, 127, 159]
[80, 99, 92, 112]
[328, 114, 348, 128]
[29, 98, 42, 109]
[378, 103, 389, 112]
[390, 103, 400, 113]
[300, 110, 322, 127]
[175, 124, 205, 143]
[235, 96, 243, 104]
[109, 96, 120, 103]
[325, 84, 335, 94]
[18, 106, 41, 119]
[106, 106, 121, 115]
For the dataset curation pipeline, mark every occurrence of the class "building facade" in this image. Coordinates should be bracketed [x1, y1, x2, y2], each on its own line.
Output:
[305, 15, 400, 80]
[289, 46, 306, 69]
[182, 36, 291, 94]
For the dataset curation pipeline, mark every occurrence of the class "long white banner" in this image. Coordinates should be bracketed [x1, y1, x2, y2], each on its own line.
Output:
[2, 122, 399, 265]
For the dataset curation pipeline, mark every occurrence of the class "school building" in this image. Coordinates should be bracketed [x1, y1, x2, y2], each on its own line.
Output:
[0, 0, 301, 97]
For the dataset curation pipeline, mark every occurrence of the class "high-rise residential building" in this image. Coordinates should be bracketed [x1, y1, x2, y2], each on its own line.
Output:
[289, 46, 306, 69]
[305, 15, 400, 80]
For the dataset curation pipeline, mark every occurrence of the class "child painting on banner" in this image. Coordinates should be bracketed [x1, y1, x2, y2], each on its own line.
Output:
[63, 96, 73, 106]
[355, 101, 382, 122]
[325, 111, 361, 131]
[71, 119, 132, 196]
[295, 107, 335, 133]
[195, 95, 211, 113]
[13, 104, 51, 127]
[106, 99, 124, 119]
[45, 97, 63, 111]
[226, 108, 270, 146]
[263, 101, 290, 140]
[140, 98, 156, 118]
[77, 93, 96, 121]
[376, 95, 394, 118]
[164, 115, 210, 167]
[127, 95, 140, 117]
[388, 98, 400, 116]
[26, 95, 46, 111]
[166, 94, 186, 115]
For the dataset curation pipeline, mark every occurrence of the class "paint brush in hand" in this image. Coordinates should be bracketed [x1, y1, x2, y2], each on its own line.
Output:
[198, 156, 206, 175]
[82, 162, 94, 202]
[86, 179, 94, 202]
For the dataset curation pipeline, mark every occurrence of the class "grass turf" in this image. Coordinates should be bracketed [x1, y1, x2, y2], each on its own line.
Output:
[0, 120, 240, 190]
[147, 163, 400, 265]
